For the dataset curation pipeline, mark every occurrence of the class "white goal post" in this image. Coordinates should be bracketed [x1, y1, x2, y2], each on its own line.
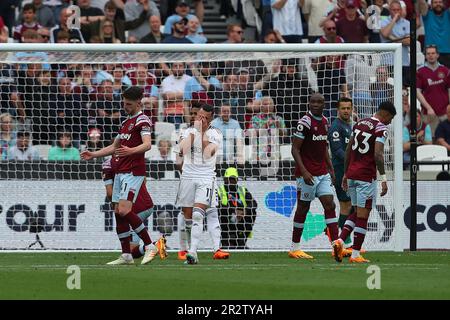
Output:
[0, 43, 404, 252]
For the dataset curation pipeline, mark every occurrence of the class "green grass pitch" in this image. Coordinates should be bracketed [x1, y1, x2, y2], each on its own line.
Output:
[0, 252, 449, 299]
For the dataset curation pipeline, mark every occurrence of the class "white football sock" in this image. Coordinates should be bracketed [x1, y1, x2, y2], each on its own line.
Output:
[189, 207, 205, 254]
[178, 212, 189, 251]
[291, 242, 301, 252]
[206, 207, 221, 252]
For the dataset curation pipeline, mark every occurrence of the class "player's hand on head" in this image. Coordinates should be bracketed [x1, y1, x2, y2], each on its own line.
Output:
[380, 181, 388, 197]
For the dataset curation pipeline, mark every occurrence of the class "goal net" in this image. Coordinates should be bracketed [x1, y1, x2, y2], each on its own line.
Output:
[0, 44, 403, 251]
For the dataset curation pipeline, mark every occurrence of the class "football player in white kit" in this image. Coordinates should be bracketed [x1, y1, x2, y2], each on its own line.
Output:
[176, 104, 230, 264]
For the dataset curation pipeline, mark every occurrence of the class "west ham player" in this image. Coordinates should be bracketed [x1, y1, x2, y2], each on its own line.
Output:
[333, 101, 397, 263]
[81, 86, 166, 265]
[175, 106, 229, 261]
[102, 156, 167, 260]
[289, 93, 339, 259]
[177, 104, 228, 264]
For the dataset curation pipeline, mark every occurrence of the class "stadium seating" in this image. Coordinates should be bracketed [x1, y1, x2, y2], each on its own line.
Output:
[417, 145, 449, 171]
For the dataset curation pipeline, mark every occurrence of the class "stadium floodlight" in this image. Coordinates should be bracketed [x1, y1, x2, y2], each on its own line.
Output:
[0, 43, 403, 252]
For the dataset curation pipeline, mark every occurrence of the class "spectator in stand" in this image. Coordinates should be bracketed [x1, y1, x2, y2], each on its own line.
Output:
[50, 7, 85, 43]
[367, 0, 390, 43]
[82, 127, 105, 152]
[160, 62, 192, 128]
[0, 113, 17, 161]
[249, 96, 287, 138]
[302, 0, 332, 43]
[140, 15, 165, 43]
[92, 79, 123, 141]
[86, 0, 149, 43]
[0, 17, 8, 43]
[254, 58, 311, 132]
[209, 69, 254, 126]
[162, 16, 192, 43]
[55, 29, 70, 43]
[27, 0, 55, 28]
[112, 65, 132, 97]
[417, 45, 450, 136]
[211, 104, 243, 163]
[74, 64, 97, 105]
[314, 54, 349, 120]
[271, 0, 304, 43]
[263, 29, 286, 43]
[370, 65, 394, 108]
[48, 131, 81, 161]
[419, 0, 450, 68]
[77, 0, 105, 42]
[37, 27, 51, 42]
[0, 64, 19, 117]
[336, 0, 369, 43]
[380, 0, 411, 85]
[127, 63, 157, 97]
[150, 138, 175, 161]
[320, 0, 365, 28]
[125, 0, 160, 40]
[50, 76, 86, 145]
[186, 16, 207, 44]
[315, 19, 345, 44]
[28, 69, 53, 144]
[223, 23, 244, 44]
[0, 1, 20, 35]
[98, 20, 121, 43]
[14, 3, 43, 42]
[184, 61, 220, 117]
[403, 109, 432, 166]
[7, 131, 40, 161]
[164, 1, 203, 35]
[260, 0, 274, 39]
[436, 104, 450, 155]
[402, 86, 411, 126]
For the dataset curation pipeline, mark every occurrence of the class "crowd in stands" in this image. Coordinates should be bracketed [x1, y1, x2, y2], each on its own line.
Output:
[0, 0, 449, 167]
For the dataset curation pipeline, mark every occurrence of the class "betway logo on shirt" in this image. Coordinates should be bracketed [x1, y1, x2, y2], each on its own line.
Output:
[312, 134, 327, 141]
[119, 133, 131, 140]
[427, 78, 444, 86]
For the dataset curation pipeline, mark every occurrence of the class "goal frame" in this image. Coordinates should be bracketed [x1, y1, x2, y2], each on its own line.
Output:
[0, 43, 404, 252]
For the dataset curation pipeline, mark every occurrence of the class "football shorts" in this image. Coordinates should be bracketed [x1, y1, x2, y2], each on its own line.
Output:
[175, 177, 218, 208]
[297, 173, 334, 202]
[347, 179, 377, 209]
[112, 173, 145, 204]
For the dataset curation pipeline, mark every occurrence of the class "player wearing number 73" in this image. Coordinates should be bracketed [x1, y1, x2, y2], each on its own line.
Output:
[332, 101, 397, 263]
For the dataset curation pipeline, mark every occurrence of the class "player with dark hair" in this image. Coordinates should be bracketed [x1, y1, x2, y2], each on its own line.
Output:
[289, 93, 339, 259]
[177, 104, 228, 264]
[102, 155, 166, 260]
[81, 86, 166, 265]
[326, 97, 354, 256]
[333, 101, 397, 263]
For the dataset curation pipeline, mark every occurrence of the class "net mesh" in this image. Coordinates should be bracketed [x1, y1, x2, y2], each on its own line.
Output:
[0, 49, 398, 251]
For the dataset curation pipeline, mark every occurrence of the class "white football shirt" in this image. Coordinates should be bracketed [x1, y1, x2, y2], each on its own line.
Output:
[180, 126, 222, 179]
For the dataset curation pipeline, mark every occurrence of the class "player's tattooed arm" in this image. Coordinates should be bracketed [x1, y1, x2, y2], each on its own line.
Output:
[375, 141, 388, 196]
